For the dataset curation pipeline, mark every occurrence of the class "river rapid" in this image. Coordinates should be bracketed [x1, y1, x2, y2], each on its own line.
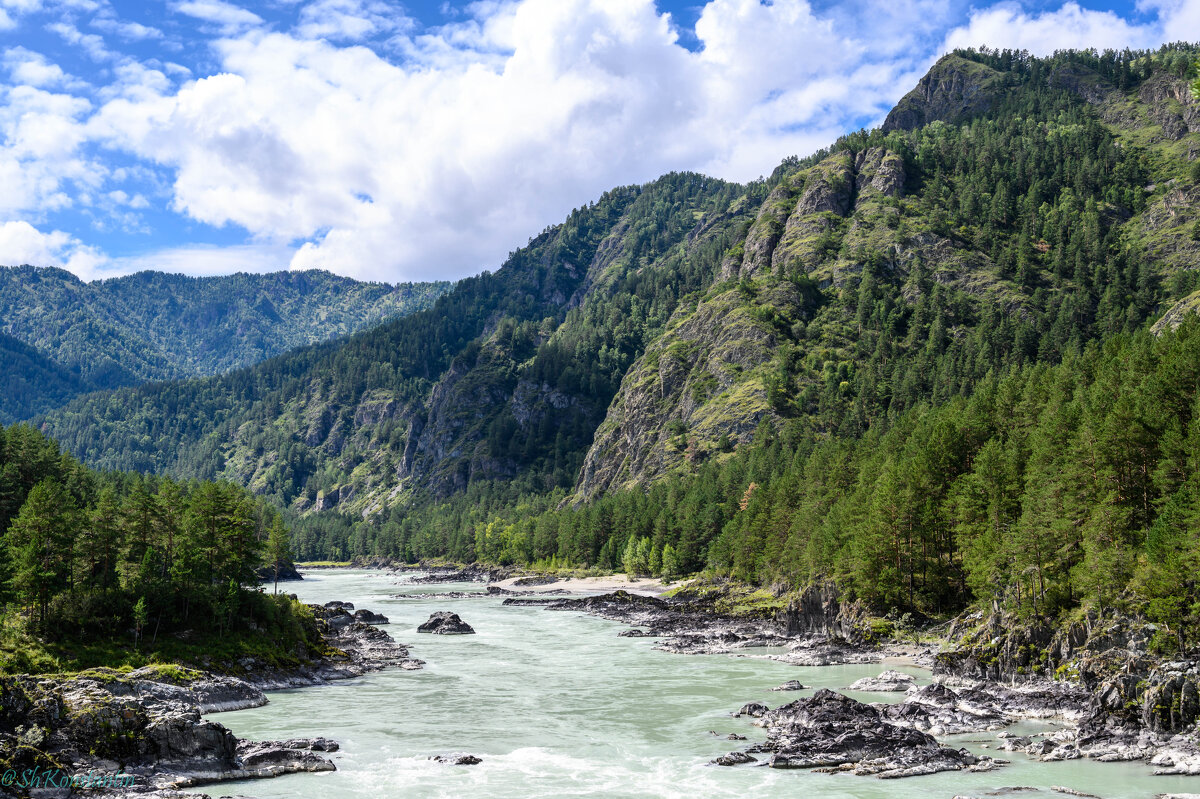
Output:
[203, 569, 1200, 798]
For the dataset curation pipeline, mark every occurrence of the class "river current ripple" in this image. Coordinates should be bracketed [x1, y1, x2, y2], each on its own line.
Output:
[202, 569, 1200, 799]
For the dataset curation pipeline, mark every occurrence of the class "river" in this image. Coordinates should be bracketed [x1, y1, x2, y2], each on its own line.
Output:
[203, 569, 1200, 798]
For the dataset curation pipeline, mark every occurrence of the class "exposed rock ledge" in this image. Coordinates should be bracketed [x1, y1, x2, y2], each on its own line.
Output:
[716, 689, 1003, 778]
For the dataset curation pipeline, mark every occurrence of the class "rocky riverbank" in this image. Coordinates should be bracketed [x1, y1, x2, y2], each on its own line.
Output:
[0, 602, 418, 798]
[515, 580, 1200, 781]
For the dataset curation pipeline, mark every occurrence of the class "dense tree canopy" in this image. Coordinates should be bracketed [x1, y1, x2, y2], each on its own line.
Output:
[0, 424, 308, 673]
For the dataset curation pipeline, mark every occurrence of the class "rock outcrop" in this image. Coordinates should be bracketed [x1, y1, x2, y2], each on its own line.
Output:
[223, 603, 424, 688]
[0, 670, 332, 798]
[417, 612, 476, 635]
[0, 599, 424, 798]
[353, 609, 389, 624]
[883, 54, 1010, 132]
[728, 689, 1002, 777]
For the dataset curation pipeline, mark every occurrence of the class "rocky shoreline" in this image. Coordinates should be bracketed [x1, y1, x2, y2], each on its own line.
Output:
[509, 582, 1200, 782]
[0, 602, 418, 799]
[17, 567, 1199, 795]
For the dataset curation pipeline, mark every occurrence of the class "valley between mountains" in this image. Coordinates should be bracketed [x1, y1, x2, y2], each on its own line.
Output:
[4, 43, 1200, 799]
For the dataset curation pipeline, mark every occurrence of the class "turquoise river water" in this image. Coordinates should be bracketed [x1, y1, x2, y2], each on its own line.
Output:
[202, 569, 1200, 798]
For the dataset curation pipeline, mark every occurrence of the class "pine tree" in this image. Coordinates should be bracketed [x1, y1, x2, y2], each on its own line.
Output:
[7, 479, 79, 628]
[266, 516, 292, 595]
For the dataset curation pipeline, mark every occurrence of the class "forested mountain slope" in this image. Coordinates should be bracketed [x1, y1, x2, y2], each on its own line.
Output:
[40, 175, 759, 514]
[37, 46, 1200, 631]
[0, 266, 450, 421]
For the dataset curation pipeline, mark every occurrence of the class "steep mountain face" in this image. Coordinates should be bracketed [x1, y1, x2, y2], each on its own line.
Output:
[35, 46, 1200, 529]
[38, 176, 753, 514]
[882, 54, 1012, 132]
[572, 48, 1200, 500]
[0, 266, 451, 419]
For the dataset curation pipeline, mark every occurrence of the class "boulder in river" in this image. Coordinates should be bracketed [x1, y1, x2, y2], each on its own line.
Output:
[735, 689, 1004, 778]
[771, 680, 806, 691]
[353, 608, 389, 624]
[738, 702, 769, 717]
[849, 669, 916, 692]
[711, 751, 758, 766]
[418, 611, 476, 635]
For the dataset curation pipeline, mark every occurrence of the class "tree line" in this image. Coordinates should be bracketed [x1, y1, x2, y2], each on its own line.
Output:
[0, 424, 302, 672]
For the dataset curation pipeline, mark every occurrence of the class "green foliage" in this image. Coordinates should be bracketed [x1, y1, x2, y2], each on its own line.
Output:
[0, 423, 313, 674]
[18, 46, 1200, 652]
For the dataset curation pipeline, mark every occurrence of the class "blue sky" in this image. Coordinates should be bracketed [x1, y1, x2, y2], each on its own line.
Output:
[0, 0, 1192, 282]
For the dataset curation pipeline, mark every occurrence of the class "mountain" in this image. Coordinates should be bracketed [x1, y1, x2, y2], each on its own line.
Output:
[0, 333, 91, 423]
[35, 176, 755, 509]
[35, 46, 1200, 620]
[0, 266, 452, 421]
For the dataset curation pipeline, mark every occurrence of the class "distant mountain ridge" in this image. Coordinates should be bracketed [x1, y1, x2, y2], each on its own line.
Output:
[0, 266, 452, 422]
[31, 45, 1200, 530]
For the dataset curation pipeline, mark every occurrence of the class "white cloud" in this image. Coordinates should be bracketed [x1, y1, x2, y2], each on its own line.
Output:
[171, 0, 263, 34]
[46, 21, 116, 61]
[93, 0, 954, 281]
[943, 2, 1161, 55]
[3, 47, 86, 89]
[296, 0, 414, 42]
[91, 15, 164, 41]
[1, 0, 1195, 283]
[0, 84, 99, 214]
[1139, 0, 1200, 33]
[105, 242, 292, 277]
[0, 220, 106, 278]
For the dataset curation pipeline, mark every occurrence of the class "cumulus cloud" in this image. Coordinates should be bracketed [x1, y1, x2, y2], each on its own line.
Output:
[0, 83, 99, 213]
[3, 47, 87, 89]
[1139, 0, 1200, 33]
[88, 0, 975, 281]
[0, 220, 106, 278]
[0, 0, 1194, 282]
[943, 2, 1161, 54]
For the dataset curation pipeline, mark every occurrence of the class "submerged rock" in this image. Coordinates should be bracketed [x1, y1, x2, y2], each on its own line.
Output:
[771, 680, 806, 691]
[711, 751, 758, 766]
[418, 611, 476, 635]
[431, 753, 482, 765]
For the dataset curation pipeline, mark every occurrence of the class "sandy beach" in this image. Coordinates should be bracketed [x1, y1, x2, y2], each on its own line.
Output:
[491, 573, 682, 596]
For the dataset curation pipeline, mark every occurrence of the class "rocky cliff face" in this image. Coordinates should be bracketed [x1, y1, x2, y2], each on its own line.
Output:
[573, 139, 1026, 500]
[575, 280, 816, 499]
[775, 581, 869, 641]
[935, 606, 1200, 738]
[883, 55, 1010, 132]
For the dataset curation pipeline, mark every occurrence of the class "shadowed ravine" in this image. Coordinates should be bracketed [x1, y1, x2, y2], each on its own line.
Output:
[202, 570, 1200, 799]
